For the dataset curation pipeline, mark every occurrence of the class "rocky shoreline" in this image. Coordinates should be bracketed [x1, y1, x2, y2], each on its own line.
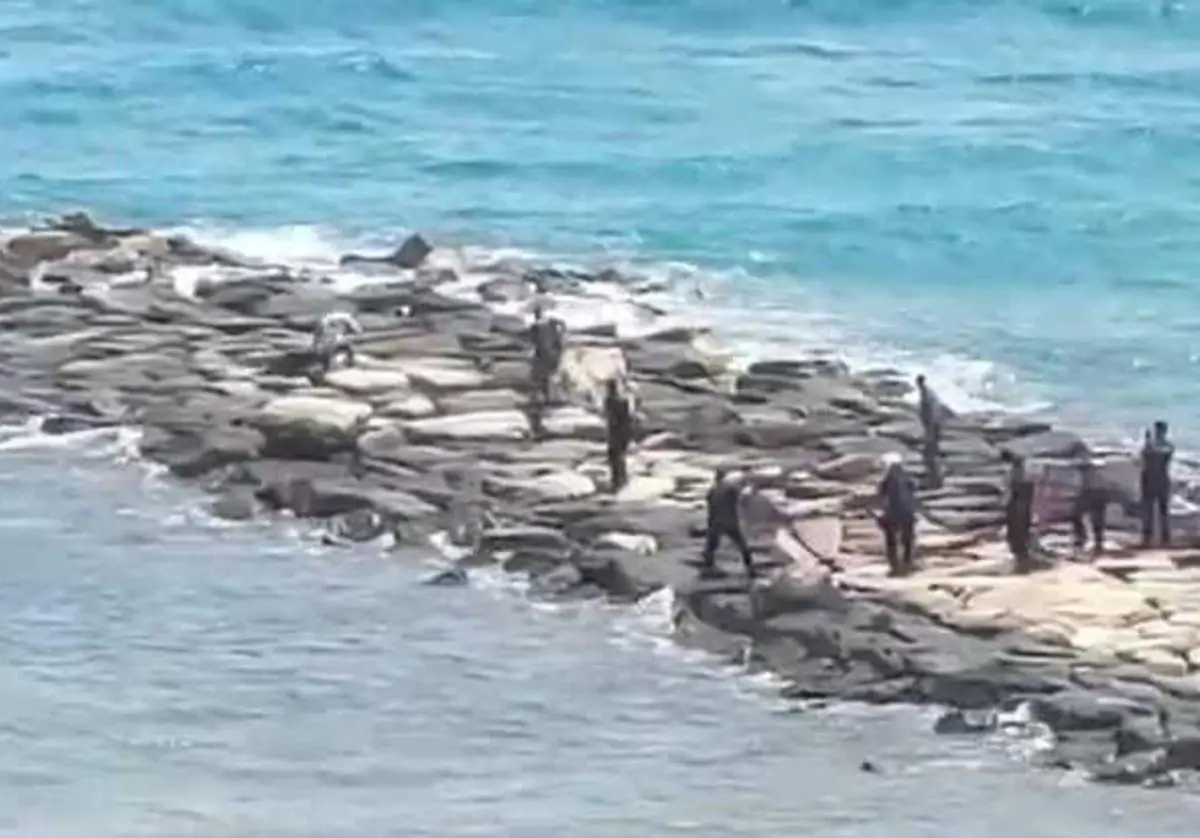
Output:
[4, 213, 1200, 789]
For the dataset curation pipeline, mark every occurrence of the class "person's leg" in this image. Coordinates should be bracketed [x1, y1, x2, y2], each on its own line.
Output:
[883, 523, 900, 576]
[900, 518, 915, 575]
[1090, 499, 1107, 555]
[701, 524, 720, 570]
[728, 525, 754, 577]
[1141, 487, 1155, 546]
[1157, 490, 1171, 546]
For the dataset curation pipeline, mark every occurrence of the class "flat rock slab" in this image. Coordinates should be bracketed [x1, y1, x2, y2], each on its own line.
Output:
[385, 358, 487, 391]
[403, 409, 530, 444]
[323, 367, 411, 396]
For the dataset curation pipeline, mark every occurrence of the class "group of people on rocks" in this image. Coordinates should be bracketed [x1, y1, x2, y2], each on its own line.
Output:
[306, 300, 1182, 582]
[893, 377, 1178, 577]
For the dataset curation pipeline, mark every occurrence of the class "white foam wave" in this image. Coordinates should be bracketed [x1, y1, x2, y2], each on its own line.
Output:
[159, 221, 1033, 418]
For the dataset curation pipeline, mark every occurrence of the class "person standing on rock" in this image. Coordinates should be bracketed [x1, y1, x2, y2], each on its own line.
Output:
[603, 377, 635, 493]
[876, 452, 918, 576]
[1070, 455, 1109, 556]
[1140, 420, 1174, 547]
[528, 302, 566, 407]
[701, 467, 755, 578]
[312, 310, 363, 376]
[916, 374, 944, 489]
[1001, 449, 1036, 572]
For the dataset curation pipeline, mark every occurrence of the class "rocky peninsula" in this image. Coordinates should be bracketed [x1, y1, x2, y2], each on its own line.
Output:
[3, 213, 1200, 789]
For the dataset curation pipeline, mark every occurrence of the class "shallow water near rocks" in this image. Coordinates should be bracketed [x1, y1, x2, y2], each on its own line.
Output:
[0, 439, 1197, 835]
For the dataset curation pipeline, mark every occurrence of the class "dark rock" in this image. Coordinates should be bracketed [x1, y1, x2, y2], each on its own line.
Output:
[423, 565, 469, 587]
[339, 233, 433, 271]
[138, 424, 265, 479]
[208, 491, 257, 522]
[1002, 430, 1088, 461]
[528, 563, 585, 599]
[1026, 690, 1154, 733]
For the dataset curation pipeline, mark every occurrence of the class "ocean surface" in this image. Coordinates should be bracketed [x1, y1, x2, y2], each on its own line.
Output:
[3, 0, 1200, 833]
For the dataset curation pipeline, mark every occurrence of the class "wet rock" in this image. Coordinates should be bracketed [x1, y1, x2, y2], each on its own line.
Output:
[208, 490, 258, 522]
[138, 424, 265, 479]
[340, 233, 432, 271]
[933, 707, 998, 735]
[1027, 691, 1155, 734]
[329, 508, 388, 542]
[423, 565, 469, 587]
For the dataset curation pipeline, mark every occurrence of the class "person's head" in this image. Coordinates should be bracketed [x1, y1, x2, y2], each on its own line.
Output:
[915, 374, 927, 391]
[880, 451, 903, 472]
[1154, 420, 1169, 440]
[605, 377, 620, 398]
[532, 302, 544, 321]
[999, 449, 1023, 466]
[714, 465, 730, 483]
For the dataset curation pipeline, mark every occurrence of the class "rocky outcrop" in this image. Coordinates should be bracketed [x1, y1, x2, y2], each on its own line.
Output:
[5, 212, 1200, 791]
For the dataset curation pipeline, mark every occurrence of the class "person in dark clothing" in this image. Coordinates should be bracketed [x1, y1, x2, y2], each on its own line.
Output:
[701, 467, 754, 577]
[1141, 420, 1174, 547]
[876, 452, 918, 576]
[603, 377, 634, 493]
[1070, 456, 1109, 556]
[1001, 450, 1036, 572]
[916, 375, 943, 490]
[528, 303, 566, 406]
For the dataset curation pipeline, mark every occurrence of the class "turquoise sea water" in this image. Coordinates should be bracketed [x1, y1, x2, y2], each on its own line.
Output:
[6, 0, 1200, 436]
[6, 2, 1200, 832]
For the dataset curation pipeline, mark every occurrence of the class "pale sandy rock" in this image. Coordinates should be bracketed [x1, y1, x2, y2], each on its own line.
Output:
[388, 358, 487, 391]
[323, 367, 411, 397]
[485, 470, 596, 503]
[961, 564, 1160, 631]
[3, 231, 95, 266]
[616, 475, 677, 503]
[596, 531, 658, 555]
[115, 233, 172, 259]
[376, 393, 437, 420]
[540, 405, 607, 441]
[790, 516, 842, 563]
[770, 526, 828, 573]
[403, 409, 529, 444]
[1116, 644, 1190, 678]
[439, 389, 524, 414]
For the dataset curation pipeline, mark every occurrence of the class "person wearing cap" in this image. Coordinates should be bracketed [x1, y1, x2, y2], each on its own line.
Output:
[1070, 453, 1109, 556]
[1000, 449, 1036, 572]
[700, 467, 755, 577]
[528, 301, 566, 406]
[1140, 420, 1174, 547]
[876, 451, 918, 576]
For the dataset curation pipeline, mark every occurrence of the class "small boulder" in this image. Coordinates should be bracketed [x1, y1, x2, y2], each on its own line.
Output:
[403, 410, 529, 444]
[253, 395, 373, 459]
